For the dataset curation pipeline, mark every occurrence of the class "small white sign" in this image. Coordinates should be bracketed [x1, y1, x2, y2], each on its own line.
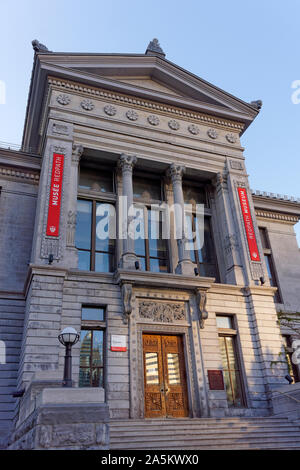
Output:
[111, 335, 127, 351]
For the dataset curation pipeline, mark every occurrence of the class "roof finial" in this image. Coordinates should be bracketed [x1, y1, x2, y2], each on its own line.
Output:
[32, 39, 51, 53]
[145, 38, 165, 58]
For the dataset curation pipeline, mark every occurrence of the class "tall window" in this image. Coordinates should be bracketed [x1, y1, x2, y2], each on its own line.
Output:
[259, 227, 281, 303]
[76, 162, 116, 272]
[133, 175, 169, 273]
[79, 306, 105, 387]
[282, 335, 300, 383]
[183, 183, 219, 279]
[217, 315, 245, 407]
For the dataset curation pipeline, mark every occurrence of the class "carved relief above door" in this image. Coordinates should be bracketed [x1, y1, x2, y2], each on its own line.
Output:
[143, 334, 189, 418]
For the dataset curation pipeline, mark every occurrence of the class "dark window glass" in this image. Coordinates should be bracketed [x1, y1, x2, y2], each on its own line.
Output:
[76, 199, 115, 273]
[259, 227, 270, 249]
[185, 213, 218, 278]
[133, 176, 162, 201]
[264, 254, 281, 303]
[79, 167, 113, 193]
[75, 200, 92, 250]
[79, 329, 104, 388]
[183, 184, 207, 206]
[82, 307, 104, 322]
[134, 207, 168, 273]
[219, 335, 244, 407]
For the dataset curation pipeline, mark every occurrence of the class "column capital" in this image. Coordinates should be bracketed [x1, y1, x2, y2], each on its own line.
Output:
[167, 163, 186, 183]
[72, 144, 84, 165]
[118, 154, 137, 173]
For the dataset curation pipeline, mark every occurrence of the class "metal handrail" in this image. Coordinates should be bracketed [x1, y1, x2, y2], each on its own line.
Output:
[273, 389, 300, 404]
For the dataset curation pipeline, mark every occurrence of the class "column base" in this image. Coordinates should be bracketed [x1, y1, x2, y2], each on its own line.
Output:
[175, 259, 196, 276]
[121, 253, 140, 270]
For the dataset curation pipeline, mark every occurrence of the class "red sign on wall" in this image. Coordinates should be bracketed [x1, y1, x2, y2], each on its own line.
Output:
[46, 153, 65, 237]
[237, 187, 260, 262]
[208, 370, 224, 390]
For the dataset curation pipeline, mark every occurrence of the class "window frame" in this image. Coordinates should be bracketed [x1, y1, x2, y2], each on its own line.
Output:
[133, 174, 170, 273]
[183, 181, 219, 280]
[259, 227, 282, 303]
[79, 305, 106, 388]
[76, 165, 116, 273]
[216, 314, 246, 408]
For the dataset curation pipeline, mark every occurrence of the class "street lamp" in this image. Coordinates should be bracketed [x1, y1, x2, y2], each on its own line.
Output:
[58, 327, 79, 387]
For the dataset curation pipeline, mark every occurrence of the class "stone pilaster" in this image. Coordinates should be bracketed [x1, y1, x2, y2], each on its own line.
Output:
[65, 144, 84, 269]
[213, 170, 245, 285]
[30, 119, 74, 267]
[167, 163, 195, 276]
[118, 154, 139, 270]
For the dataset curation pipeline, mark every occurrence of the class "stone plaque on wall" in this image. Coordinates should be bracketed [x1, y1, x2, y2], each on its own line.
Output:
[207, 370, 224, 390]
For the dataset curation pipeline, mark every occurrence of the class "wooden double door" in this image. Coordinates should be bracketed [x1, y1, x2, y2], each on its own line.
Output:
[143, 334, 189, 418]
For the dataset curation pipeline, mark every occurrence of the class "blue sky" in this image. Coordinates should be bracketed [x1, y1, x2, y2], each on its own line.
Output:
[0, 0, 300, 243]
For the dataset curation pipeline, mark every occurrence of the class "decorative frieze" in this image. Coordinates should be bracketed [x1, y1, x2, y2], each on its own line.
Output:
[226, 133, 237, 144]
[56, 94, 71, 106]
[168, 119, 180, 130]
[147, 115, 160, 126]
[49, 77, 245, 132]
[126, 109, 139, 121]
[0, 166, 39, 183]
[81, 99, 94, 111]
[255, 210, 300, 224]
[207, 128, 218, 139]
[66, 210, 76, 246]
[104, 104, 117, 116]
[188, 124, 199, 135]
[139, 301, 186, 323]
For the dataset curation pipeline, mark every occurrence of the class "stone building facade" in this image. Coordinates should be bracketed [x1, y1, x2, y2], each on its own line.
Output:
[1, 39, 300, 449]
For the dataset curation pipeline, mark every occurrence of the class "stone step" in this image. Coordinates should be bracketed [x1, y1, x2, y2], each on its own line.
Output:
[111, 422, 299, 431]
[111, 427, 300, 439]
[110, 417, 290, 426]
[110, 436, 300, 450]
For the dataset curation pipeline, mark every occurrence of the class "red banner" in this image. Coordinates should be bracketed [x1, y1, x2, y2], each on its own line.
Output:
[237, 187, 260, 262]
[46, 153, 65, 237]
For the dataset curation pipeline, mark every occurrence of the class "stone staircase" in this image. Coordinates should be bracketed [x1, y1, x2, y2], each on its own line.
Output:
[110, 417, 300, 450]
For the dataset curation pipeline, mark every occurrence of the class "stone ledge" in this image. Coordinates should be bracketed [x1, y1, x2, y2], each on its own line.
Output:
[37, 387, 105, 406]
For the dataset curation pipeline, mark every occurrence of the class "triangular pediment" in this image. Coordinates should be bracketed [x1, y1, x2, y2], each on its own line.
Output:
[23, 52, 260, 150]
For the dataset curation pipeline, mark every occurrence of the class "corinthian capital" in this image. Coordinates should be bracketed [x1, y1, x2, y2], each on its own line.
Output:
[72, 144, 84, 165]
[118, 154, 137, 173]
[167, 163, 186, 183]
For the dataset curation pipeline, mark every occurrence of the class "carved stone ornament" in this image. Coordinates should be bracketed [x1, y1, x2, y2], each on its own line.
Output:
[195, 289, 208, 329]
[66, 211, 77, 246]
[104, 104, 117, 116]
[167, 163, 185, 183]
[147, 115, 160, 126]
[145, 38, 165, 57]
[118, 154, 137, 173]
[188, 124, 199, 135]
[226, 133, 237, 144]
[139, 301, 185, 323]
[52, 123, 69, 135]
[72, 144, 84, 165]
[56, 94, 71, 106]
[230, 160, 243, 171]
[121, 283, 134, 323]
[81, 99, 94, 111]
[207, 128, 218, 139]
[168, 119, 180, 130]
[32, 39, 50, 53]
[126, 109, 139, 121]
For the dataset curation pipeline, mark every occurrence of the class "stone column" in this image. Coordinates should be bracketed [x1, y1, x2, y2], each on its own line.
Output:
[65, 144, 84, 269]
[168, 163, 195, 276]
[118, 154, 139, 269]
